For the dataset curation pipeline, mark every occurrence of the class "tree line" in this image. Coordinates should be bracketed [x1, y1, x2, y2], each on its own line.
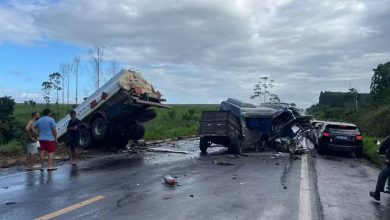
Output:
[307, 61, 390, 137]
[40, 46, 121, 116]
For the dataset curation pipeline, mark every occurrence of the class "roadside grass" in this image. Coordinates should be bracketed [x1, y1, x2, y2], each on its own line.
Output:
[0, 140, 24, 156]
[363, 136, 383, 168]
[144, 104, 218, 140]
[14, 103, 74, 123]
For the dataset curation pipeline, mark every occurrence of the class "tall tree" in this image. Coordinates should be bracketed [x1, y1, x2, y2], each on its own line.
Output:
[89, 46, 104, 89]
[250, 77, 279, 104]
[49, 72, 62, 115]
[72, 56, 81, 104]
[370, 61, 390, 102]
[108, 59, 120, 77]
[59, 62, 71, 105]
[41, 81, 53, 106]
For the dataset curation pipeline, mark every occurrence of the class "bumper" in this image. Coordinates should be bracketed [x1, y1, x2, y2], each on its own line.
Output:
[324, 143, 362, 152]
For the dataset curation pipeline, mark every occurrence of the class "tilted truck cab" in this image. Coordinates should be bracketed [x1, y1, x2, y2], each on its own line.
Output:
[56, 69, 170, 149]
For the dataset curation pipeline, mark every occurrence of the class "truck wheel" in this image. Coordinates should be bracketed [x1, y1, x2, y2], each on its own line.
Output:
[79, 128, 93, 149]
[92, 117, 108, 140]
[127, 122, 145, 140]
[199, 137, 211, 153]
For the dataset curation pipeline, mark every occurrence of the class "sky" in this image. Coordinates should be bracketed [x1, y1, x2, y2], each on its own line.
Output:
[0, 0, 389, 108]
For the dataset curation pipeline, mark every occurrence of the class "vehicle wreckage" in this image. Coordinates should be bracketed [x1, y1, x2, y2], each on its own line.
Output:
[199, 98, 312, 154]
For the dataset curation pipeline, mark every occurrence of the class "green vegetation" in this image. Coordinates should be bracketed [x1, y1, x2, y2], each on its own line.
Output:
[308, 61, 390, 166]
[363, 136, 383, 168]
[144, 104, 218, 140]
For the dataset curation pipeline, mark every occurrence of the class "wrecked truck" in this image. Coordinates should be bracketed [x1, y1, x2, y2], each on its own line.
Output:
[199, 98, 312, 154]
[56, 69, 169, 149]
[199, 98, 275, 154]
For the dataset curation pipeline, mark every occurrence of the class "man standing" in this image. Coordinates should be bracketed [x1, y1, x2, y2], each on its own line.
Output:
[34, 108, 57, 171]
[67, 110, 80, 165]
[25, 112, 40, 171]
[370, 135, 390, 201]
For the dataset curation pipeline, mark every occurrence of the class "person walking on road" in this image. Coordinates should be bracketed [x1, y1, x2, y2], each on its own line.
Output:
[370, 135, 390, 201]
[34, 108, 57, 171]
[25, 112, 40, 171]
[67, 110, 80, 166]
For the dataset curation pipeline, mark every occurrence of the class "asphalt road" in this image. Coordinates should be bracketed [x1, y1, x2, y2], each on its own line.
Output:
[0, 138, 389, 220]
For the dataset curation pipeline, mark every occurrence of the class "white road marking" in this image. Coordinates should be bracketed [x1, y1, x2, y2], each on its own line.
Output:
[298, 154, 312, 220]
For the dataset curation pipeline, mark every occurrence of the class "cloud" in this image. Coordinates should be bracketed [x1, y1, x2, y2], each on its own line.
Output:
[1, 0, 390, 107]
[0, 88, 43, 103]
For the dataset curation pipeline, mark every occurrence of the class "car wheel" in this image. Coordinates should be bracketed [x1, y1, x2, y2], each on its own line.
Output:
[355, 147, 363, 158]
[317, 143, 325, 155]
[199, 137, 210, 153]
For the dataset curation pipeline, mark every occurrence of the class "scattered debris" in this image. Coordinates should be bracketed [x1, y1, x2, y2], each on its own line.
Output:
[5, 202, 16, 205]
[275, 152, 289, 157]
[213, 160, 235, 166]
[148, 148, 189, 154]
[189, 195, 194, 198]
[283, 186, 288, 189]
[270, 156, 275, 159]
[275, 163, 280, 165]
[162, 195, 172, 200]
[2, 186, 9, 189]
[232, 177, 237, 180]
[163, 175, 176, 185]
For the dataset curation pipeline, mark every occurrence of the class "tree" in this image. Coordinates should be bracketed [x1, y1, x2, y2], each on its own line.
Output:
[250, 77, 279, 104]
[49, 72, 62, 115]
[89, 46, 104, 89]
[346, 88, 359, 110]
[108, 59, 120, 77]
[72, 56, 81, 104]
[42, 81, 53, 106]
[0, 96, 16, 143]
[370, 61, 390, 102]
[59, 63, 71, 106]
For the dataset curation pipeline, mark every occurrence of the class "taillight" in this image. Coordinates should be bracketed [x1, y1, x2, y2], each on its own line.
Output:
[355, 135, 362, 141]
[323, 132, 330, 137]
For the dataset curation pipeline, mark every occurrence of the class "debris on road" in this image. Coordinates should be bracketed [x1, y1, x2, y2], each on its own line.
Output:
[213, 160, 235, 166]
[5, 202, 16, 205]
[189, 195, 194, 198]
[148, 148, 189, 154]
[163, 175, 177, 185]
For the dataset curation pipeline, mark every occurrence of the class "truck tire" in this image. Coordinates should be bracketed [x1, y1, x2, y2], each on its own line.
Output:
[92, 117, 108, 140]
[79, 128, 93, 149]
[199, 137, 211, 153]
[127, 122, 145, 140]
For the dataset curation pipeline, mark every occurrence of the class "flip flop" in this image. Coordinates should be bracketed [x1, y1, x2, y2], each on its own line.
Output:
[47, 167, 57, 171]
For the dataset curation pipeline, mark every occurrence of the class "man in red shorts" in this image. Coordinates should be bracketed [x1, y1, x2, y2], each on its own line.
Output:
[34, 108, 57, 171]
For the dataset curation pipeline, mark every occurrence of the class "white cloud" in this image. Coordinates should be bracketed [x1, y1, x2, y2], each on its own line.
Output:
[0, 0, 389, 107]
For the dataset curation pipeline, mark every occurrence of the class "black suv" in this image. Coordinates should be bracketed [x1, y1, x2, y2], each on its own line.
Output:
[315, 121, 363, 157]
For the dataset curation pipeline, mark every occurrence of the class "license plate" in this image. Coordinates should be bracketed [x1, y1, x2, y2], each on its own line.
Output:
[336, 136, 348, 140]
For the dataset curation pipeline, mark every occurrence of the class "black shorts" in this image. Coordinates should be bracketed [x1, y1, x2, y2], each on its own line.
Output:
[68, 139, 79, 149]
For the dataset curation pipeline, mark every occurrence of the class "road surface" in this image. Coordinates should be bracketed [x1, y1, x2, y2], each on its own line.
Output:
[0, 138, 389, 220]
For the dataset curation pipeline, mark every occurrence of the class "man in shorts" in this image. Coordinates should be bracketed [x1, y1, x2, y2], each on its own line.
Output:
[34, 108, 57, 171]
[67, 110, 80, 165]
[25, 112, 40, 171]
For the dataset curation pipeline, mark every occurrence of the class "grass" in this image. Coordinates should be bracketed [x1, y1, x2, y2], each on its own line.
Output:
[14, 103, 74, 123]
[363, 135, 384, 168]
[144, 104, 218, 140]
[0, 140, 24, 156]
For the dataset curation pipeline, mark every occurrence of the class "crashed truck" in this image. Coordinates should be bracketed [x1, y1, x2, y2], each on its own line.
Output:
[199, 98, 311, 154]
[56, 69, 169, 149]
